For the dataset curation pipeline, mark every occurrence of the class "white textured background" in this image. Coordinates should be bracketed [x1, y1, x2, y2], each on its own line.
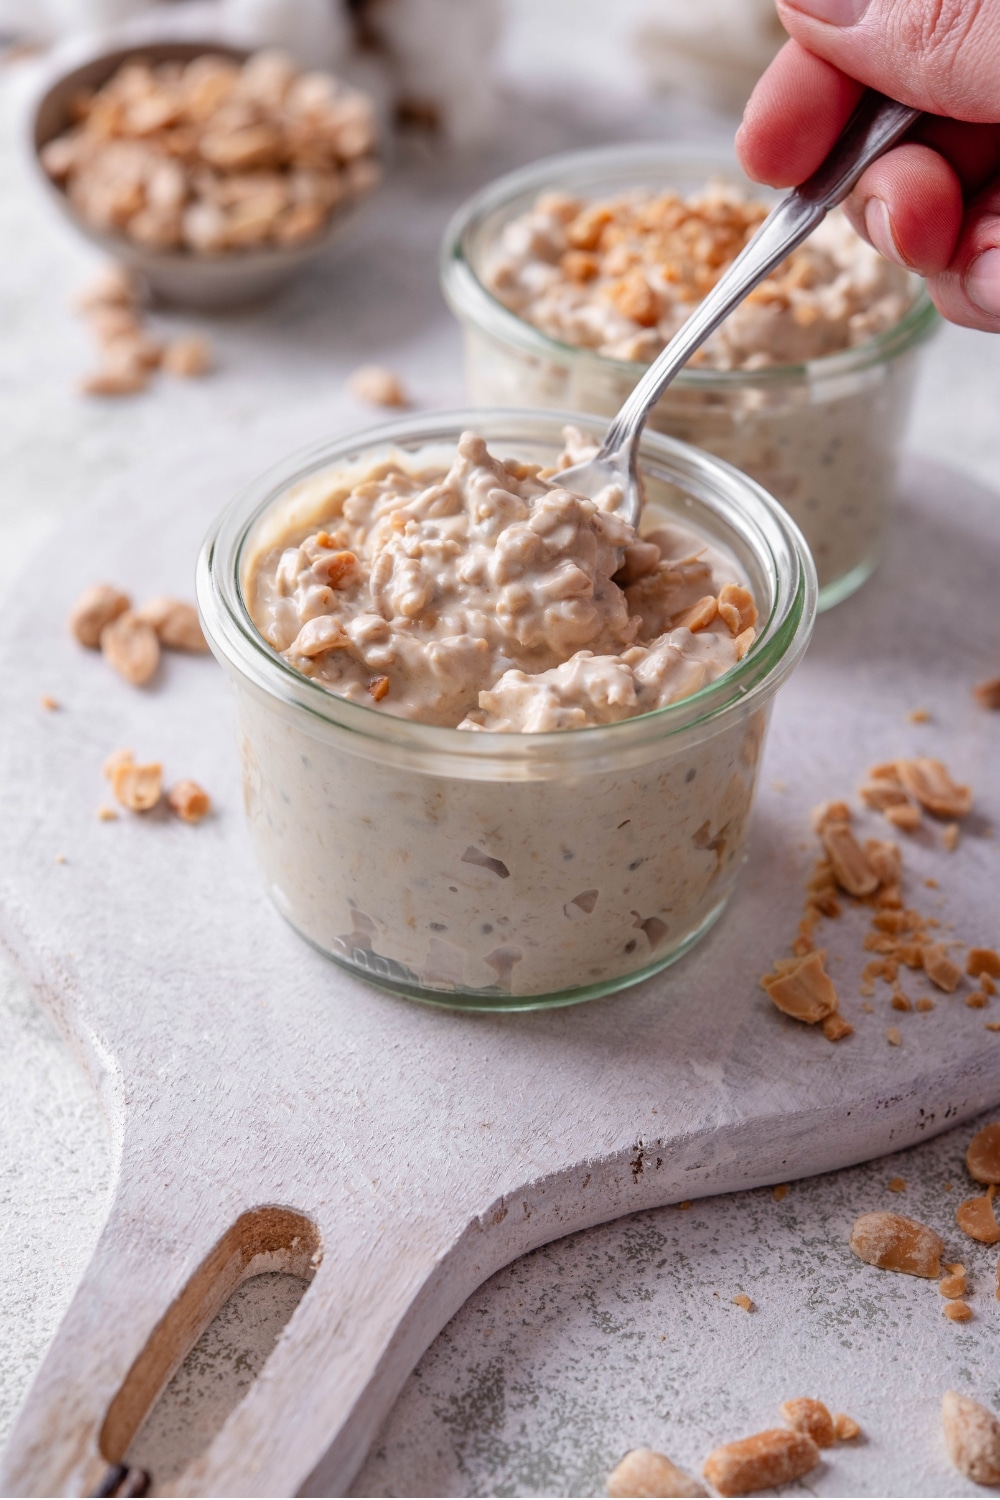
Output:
[2, 3, 1000, 1495]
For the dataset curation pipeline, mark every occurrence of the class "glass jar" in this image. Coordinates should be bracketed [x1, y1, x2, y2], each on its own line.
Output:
[441, 144, 938, 611]
[197, 409, 816, 1011]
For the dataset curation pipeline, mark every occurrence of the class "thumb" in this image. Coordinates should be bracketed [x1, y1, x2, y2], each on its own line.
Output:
[776, 0, 1000, 122]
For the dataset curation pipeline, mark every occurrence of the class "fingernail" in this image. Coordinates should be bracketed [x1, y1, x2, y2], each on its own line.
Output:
[966, 248, 1000, 317]
[787, 0, 871, 22]
[864, 198, 906, 266]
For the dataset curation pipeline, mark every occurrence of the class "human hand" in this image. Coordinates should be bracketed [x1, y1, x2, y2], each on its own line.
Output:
[736, 0, 1000, 332]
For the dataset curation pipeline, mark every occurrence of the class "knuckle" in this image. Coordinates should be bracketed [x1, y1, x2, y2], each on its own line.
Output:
[895, 0, 985, 87]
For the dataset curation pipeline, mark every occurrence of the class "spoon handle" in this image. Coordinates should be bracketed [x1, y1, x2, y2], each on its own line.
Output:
[601, 92, 921, 463]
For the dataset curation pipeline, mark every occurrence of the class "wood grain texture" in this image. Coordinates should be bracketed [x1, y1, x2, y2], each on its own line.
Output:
[0, 452, 998, 1497]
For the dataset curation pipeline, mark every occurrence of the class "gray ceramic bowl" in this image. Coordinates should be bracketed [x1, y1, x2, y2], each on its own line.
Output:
[31, 41, 380, 308]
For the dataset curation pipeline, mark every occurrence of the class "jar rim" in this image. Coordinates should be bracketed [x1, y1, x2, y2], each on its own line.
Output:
[440, 140, 939, 388]
[197, 407, 817, 768]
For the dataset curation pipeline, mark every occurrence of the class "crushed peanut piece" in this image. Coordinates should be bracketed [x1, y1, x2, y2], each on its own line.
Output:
[946, 1262, 966, 1275]
[811, 800, 852, 833]
[368, 674, 390, 701]
[674, 596, 717, 632]
[166, 780, 211, 824]
[822, 1013, 853, 1042]
[968, 949, 1000, 980]
[678, 1201, 692, 1211]
[54, 853, 66, 864]
[849, 1210, 944, 1277]
[967, 992, 989, 1009]
[833, 1413, 861, 1442]
[942, 823, 960, 851]
[760, 950, 838, 1025]
[939, 1274, 967, 1299]
[779, 1398, 835, 1448]
[40, 694, 59, 711]
[732, 1294, 754, 1312]
[956, 1194, 1000, 1245]
[820, 815, 881, 897]
[606, 1448, 708, 1499]
[702, 1429, 819, 1497]
[966, 1122, 1000, 1185]
[100, 611, 160, 686]
[70, 583, 131, 648]
[859, 780, 909, 813]
[944, 1300, 973, 1322]
[886, 1026, 901, 1046]
[772, 1184, 789, 1202]
[942, 1392, 1000, 1484]
[983, 975, 998, 995]
[884, 802, 922, 833]
[916, 998, 934, 1012]
[162, 334, 212, 378]
[986, 1022, 1000, 1033]
[973, 677, 1000, 711]
[922, 944, 963, 993]
[109, 756, 162, 813]
[96, 805, 118, 822]
[717, 583, 757, 638]
[136, 596, 208, 653]
[895, 757, 972, 820]
[734, 626, 755, 661]
[75, 264, 137, 310]
[891, 994, 911, 1012]
[908, 708, 931, 724]
[103, 747, 134, 780]
[349, 365, 409, 408]
[888, 1177, 906, 1193]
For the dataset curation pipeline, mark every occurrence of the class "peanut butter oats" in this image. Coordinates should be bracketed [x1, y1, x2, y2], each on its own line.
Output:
[106, 751, 163, 813]
[166, 780, 211, 824]
[942, 1392, 1000, 1485]
[70, 583, 131, 648]
[957, 1192, 1000, 1245]
[348, 365, 409, 408]
[833, 1414, 861, 1442]
[849, 1210, 944, 1277]
[136, 596, 208, 653]
[965, 1122, 1000, 1185]
[41, 51, 379, 258]
[779, 1398, 835, 1448]
[973, 677, 1000, 711]
[100, 610, 160, 686]
[760, 950, 839, 1025]
[702, 1429, 820, 1497]
[732, 1294, 754, 1312]
[944, 1300, 973, 1321]
[968, 948, 1000, 980]
[247, 432, 756, 730]
[895, 757, 972, 820]
[607, 1448, 708, 1499]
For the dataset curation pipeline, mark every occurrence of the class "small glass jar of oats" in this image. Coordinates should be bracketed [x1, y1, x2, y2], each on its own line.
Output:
[198, 409, 814, 1010]
[441, 144, 937, 610]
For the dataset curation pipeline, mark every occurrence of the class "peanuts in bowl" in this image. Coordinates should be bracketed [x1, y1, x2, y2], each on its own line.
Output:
[33, 43, 382, 306]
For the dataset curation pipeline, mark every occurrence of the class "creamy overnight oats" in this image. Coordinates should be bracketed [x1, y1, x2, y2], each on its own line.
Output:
[442, 146, 937, 609]
[199, 410, 815, 1008]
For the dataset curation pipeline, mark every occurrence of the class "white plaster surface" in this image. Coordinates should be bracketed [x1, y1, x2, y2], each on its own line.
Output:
[1, 4, 1000, 1496]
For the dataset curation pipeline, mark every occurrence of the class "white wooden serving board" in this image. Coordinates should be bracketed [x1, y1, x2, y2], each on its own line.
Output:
[0, 452, 998, 1498]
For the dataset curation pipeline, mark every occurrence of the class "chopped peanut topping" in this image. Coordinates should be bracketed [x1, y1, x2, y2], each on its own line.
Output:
[942, 1392, 1000, 1484]
[895, 757, 972, 820]
[984, 976, 998, 995]
[760, 950, 839, 1025]
[849, 1210, 943, 1277]
[368, 675, 390, 701]
[734, 627, 755, 661]
[884, 802, 922, 833]
[940, 1274, 967, 1299]
[966, 1122, 1000, 1185]
[859, 780, 909, 813]
[717, 583, 757, 637]
[673, 595, 717, 632]
[820, 819, 879, 898]
[968, 948, 1000, 979]
[96, 805, 118, 822]
[162, 334, 211, 379]
[822, 1013, 853, 1041]
[779, 1398, 835, 1448]
[773, 1184, 789, 1201]
[166, 780, 211, 824]
[944, 1300, 973, 1322]
[967, 992, 989, 1009]
[888, 1177, 906, 1193]
[908, 708, 931, 724]
[732, 1293, 754, 1312]
[942, 823, 960, 851]
[973, 677, 1000, 711]
[916, 997, 934, 1012]
[40, 694, 60, 711]
[703, 1430, 819, 1497]
[70, 583, 131, 648]
[607, 1449, 708, 1499]
[957, 1193, 1000, 1245]
[833, 1414, 861, 1442]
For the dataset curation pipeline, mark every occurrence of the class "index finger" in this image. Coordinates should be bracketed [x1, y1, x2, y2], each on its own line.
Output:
[736, 39, 864, 186]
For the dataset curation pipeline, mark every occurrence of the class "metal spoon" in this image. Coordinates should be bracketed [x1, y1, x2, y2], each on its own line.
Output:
[557, 92, 921, 528]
